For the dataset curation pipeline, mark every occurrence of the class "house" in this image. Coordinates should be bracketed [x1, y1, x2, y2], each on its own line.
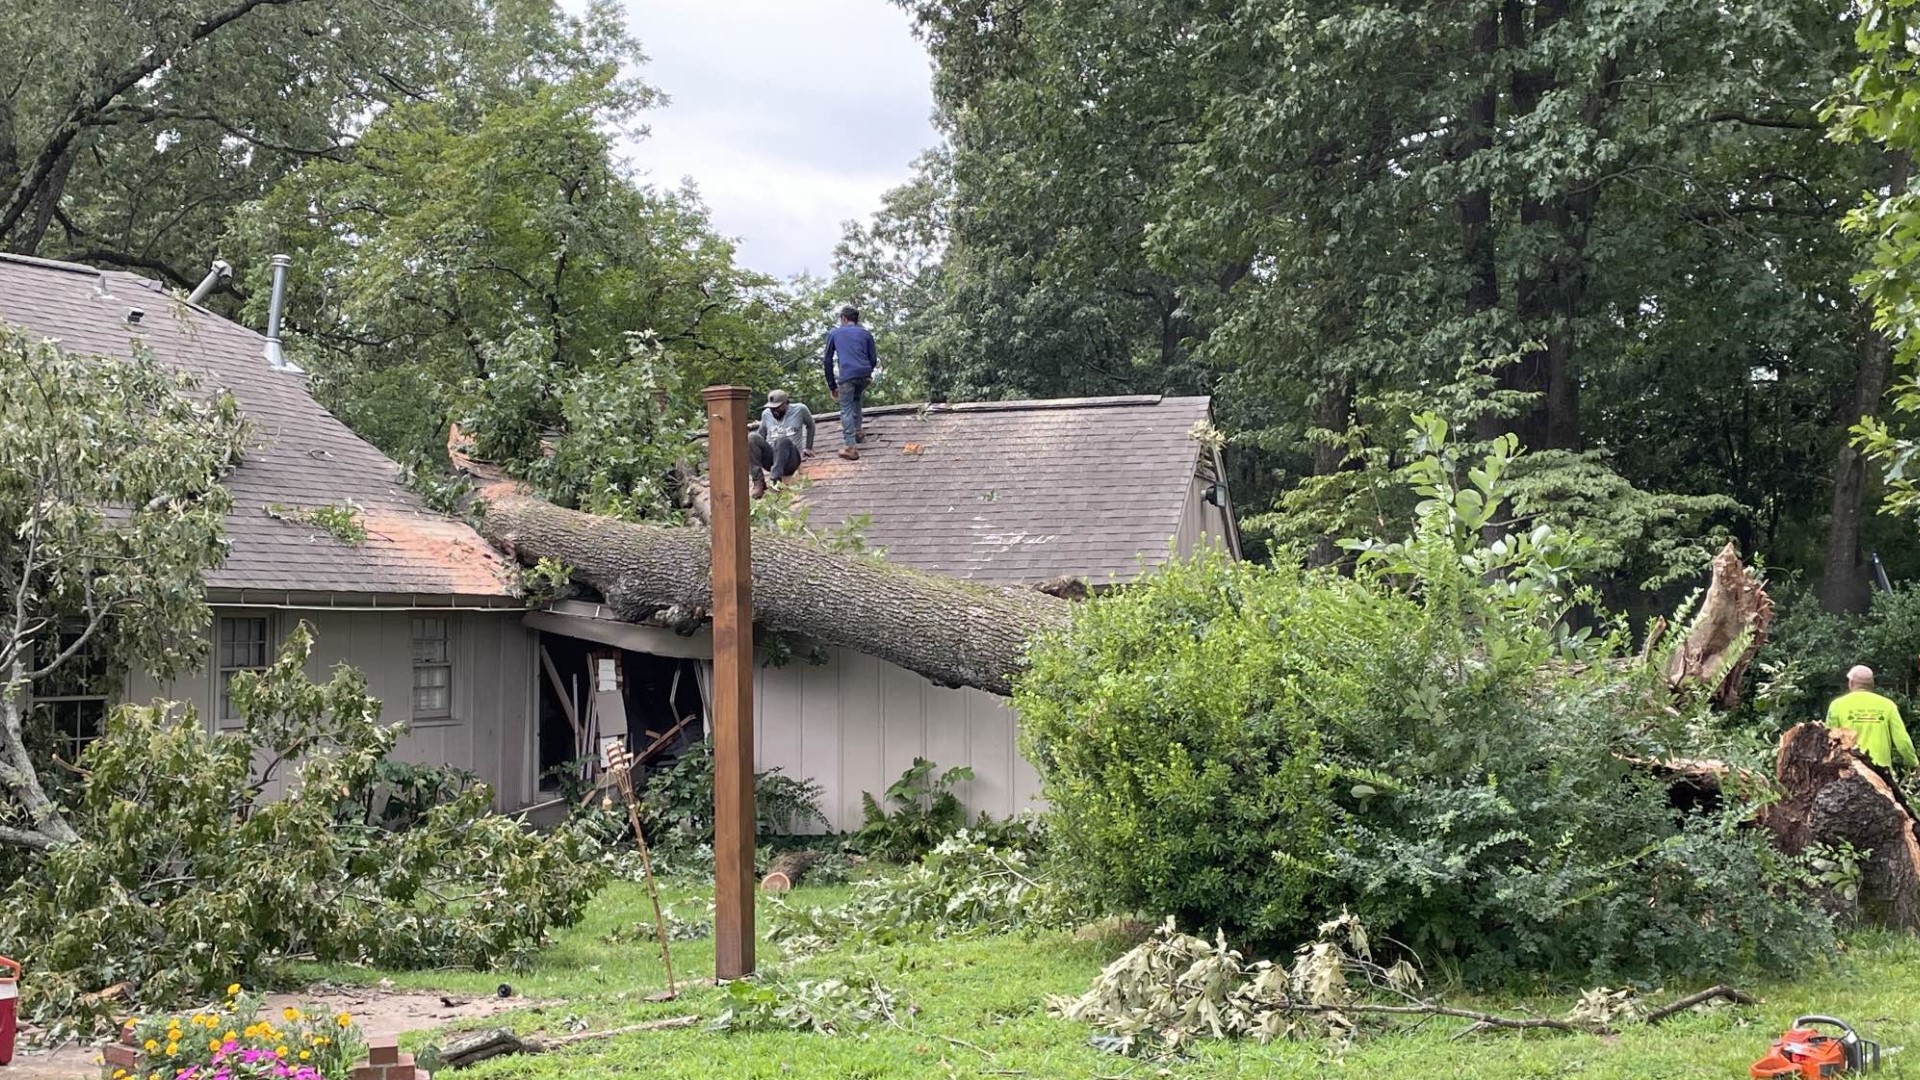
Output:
[3, 251, 1238, 830]
[527, 396, 1239, 831]
[0, 252, 538, 805]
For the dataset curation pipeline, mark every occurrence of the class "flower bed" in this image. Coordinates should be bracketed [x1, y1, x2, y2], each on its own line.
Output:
[115, 987, 365, 1080]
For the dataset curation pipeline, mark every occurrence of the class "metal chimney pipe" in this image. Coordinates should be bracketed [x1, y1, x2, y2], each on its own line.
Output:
[263, 254, 291, 369]
[186, 259, 232, 305]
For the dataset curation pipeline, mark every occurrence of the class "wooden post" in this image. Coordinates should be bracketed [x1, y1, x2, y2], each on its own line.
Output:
[704, 385, 755, 979]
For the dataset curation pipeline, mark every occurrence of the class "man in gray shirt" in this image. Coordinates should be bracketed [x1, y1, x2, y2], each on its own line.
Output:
[749, 388, 814, 497]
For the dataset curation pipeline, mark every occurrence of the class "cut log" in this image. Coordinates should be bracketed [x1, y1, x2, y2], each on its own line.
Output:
[438, 1028, 523, 1069]
[1664, 543, 1772, 709]
[1758, 722, 1920, 928]
[760, 848, 823, 892]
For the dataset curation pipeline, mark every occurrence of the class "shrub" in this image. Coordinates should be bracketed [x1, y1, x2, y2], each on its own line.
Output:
[1017, 417, 1831, 982]
[1743, 583, 1920, 731]
[0, 624, 604, 1032]
[851, 757, 974, 863]
[638, 738, 827, 854]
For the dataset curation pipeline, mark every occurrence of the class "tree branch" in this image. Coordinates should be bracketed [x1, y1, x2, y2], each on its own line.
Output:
[0, 0, 305, 244]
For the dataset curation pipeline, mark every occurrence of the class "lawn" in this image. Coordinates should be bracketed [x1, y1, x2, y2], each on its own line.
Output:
[293, 880, 1920, 1079]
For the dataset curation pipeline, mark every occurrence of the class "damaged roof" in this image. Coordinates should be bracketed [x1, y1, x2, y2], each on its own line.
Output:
[797, 395, 1223, 584]
[0, 254, 516, 601]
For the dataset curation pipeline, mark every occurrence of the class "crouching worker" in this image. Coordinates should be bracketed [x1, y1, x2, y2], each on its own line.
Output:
[1826, 664, 1919, 777]
[749, 389, 814, 498]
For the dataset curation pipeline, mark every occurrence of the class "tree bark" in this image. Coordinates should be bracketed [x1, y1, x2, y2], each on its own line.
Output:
[478, 494, 1069, 697]
[1821, 153, 1908, 615]
[1759, 722, 1920, 929]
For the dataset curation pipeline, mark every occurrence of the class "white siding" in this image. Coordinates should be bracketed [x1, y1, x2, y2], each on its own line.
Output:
[119, 609, 537, 809]
[752, 646, 1044, 833]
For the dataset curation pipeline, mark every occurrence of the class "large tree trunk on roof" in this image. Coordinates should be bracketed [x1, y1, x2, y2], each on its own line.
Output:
[1759, 722, 1920, 929]
[478, 494, 1069, 696]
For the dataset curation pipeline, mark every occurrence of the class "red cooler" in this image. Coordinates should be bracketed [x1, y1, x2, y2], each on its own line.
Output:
[0, 955, 17, 1065]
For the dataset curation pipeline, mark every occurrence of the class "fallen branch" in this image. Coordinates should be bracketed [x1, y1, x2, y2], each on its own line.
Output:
[525, 1015, 701, 1051]
[438, 1016, 702, 1068]
[1641, 984, 1757, 1025]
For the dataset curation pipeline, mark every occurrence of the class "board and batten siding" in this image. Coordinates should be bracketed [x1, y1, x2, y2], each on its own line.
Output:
[122, 608, 538, 808]
[747, 646, 1044, 834]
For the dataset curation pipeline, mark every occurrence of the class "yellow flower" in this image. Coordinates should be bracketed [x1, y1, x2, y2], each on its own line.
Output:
[113, 1070, 128, 1080]
[276, 1046, 289, 1057]
[144, 1039, 159, 1052]
[223, 1030, 238, 1043]
[282, 1007, 301, 1022]
[335, 1013, 352, 1029]
[300, 1051, 312, 1061]
[208, 1040, 221, 1053]
[165, 1042, 179, 1057]
[226, 984, 240, 997]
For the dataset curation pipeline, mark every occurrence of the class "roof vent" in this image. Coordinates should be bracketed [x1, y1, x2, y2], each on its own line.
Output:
[187, 259, 232, 305]
[263, 254, 299, 372]
[124, 307, 145, 325]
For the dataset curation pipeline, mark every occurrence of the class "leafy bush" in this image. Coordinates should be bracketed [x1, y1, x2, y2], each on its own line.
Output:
[638, 738, 828, 854]
[767, 829, 1078, 952]
[128, 989, 366, 1079]
[852, 757, 974, 863]
[0, 625, 604, 1031]
[1017, 417, 1832, 982]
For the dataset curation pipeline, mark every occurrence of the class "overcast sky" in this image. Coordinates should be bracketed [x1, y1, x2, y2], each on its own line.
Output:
[598, 0, 939, 279]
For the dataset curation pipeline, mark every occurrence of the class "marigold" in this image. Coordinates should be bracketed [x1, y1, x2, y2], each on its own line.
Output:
[165, 1042, 179, 1057]
[143, 1039, 158, 1052]
[335, 1012, 352, 1028]
[277, 1045, 289, 1057]
[226, 984, 241, 997]
[282, 1007, 301, 1022]
[300, 1050, 312, 1061]
[208, 1039, 221, 1053]
[224, 1030, 238, 1042]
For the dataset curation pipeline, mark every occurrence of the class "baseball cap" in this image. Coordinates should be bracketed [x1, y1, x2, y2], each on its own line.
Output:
[767, 389, 790, 407]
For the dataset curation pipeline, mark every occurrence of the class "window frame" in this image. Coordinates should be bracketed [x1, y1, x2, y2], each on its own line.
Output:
[410, 615, 454, 723]
[30, 627, 113, 762]
[216, 614, 272, 725]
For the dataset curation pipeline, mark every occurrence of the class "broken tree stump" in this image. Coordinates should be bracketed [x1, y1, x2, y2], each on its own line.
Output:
[1759, 722, 1920, 928]
[1663, 542, 1772, 709]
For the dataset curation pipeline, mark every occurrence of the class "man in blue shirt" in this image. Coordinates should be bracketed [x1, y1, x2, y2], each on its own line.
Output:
[821, 305, 878, 460]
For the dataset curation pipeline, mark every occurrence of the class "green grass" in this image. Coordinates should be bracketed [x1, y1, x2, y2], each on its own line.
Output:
[298, 881, 1920, 1079]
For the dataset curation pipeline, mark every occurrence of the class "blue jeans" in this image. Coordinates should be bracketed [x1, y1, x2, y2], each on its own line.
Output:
[838, 377, 870, 446]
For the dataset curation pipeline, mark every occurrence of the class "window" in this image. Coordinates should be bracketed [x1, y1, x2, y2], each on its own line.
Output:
[218, 616, 270, 722]
[412, 617, 452, 720]
[31, 629, 111, 761]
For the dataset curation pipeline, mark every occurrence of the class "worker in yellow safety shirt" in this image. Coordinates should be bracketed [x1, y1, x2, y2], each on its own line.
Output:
[1826, 664, 1920, 773]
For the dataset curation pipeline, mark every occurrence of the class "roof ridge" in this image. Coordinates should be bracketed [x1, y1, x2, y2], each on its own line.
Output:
[0, 252, 103, 276]
[825, 394, 1213, 423]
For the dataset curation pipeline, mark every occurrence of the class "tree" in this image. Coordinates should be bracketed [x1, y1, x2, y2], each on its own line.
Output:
[0, 0, 482, 282]
[897, 0, 1893, 593]
[0, 324, 246, 851]
[232, 4, 788, 516]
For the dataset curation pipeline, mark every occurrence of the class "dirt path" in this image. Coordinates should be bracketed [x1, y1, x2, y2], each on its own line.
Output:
[6, 986, 531, 1080]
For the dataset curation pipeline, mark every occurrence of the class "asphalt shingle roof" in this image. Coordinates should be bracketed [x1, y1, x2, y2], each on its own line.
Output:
[0, 254, 515, 598]
[796, 395, 1211, 584]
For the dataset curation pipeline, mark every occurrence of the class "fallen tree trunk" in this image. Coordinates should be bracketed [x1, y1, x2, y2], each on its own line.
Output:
[1758, 722, 1920, 928]
[1662, 542, 1772, 709]
[480, 493, 1069, 696]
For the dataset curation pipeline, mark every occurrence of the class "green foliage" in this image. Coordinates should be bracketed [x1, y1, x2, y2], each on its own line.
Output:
[1018, 418, 1831, 981]
[518, 556, 577, 607]
[0, 326, 248, 851]
[710, 973, 904, 1036]
[638, 739, 828, 854]
[767, 829, 1078, 953]
[852, 758, 974, 863]
[264, 502, 368, 546]
[1741, 582, 1920, 729]
[0, 624, 603, 1033]
[333, 758, 478, 833]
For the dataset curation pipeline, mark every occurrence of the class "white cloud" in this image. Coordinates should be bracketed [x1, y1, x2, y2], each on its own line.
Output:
[595, 0, 939, 277]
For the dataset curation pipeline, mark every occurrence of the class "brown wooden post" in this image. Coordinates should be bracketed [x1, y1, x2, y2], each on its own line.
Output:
[704, 385, 756, 979]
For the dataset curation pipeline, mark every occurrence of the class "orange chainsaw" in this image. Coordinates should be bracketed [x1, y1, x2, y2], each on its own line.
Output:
[1751, 1016, 1884, 1078]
